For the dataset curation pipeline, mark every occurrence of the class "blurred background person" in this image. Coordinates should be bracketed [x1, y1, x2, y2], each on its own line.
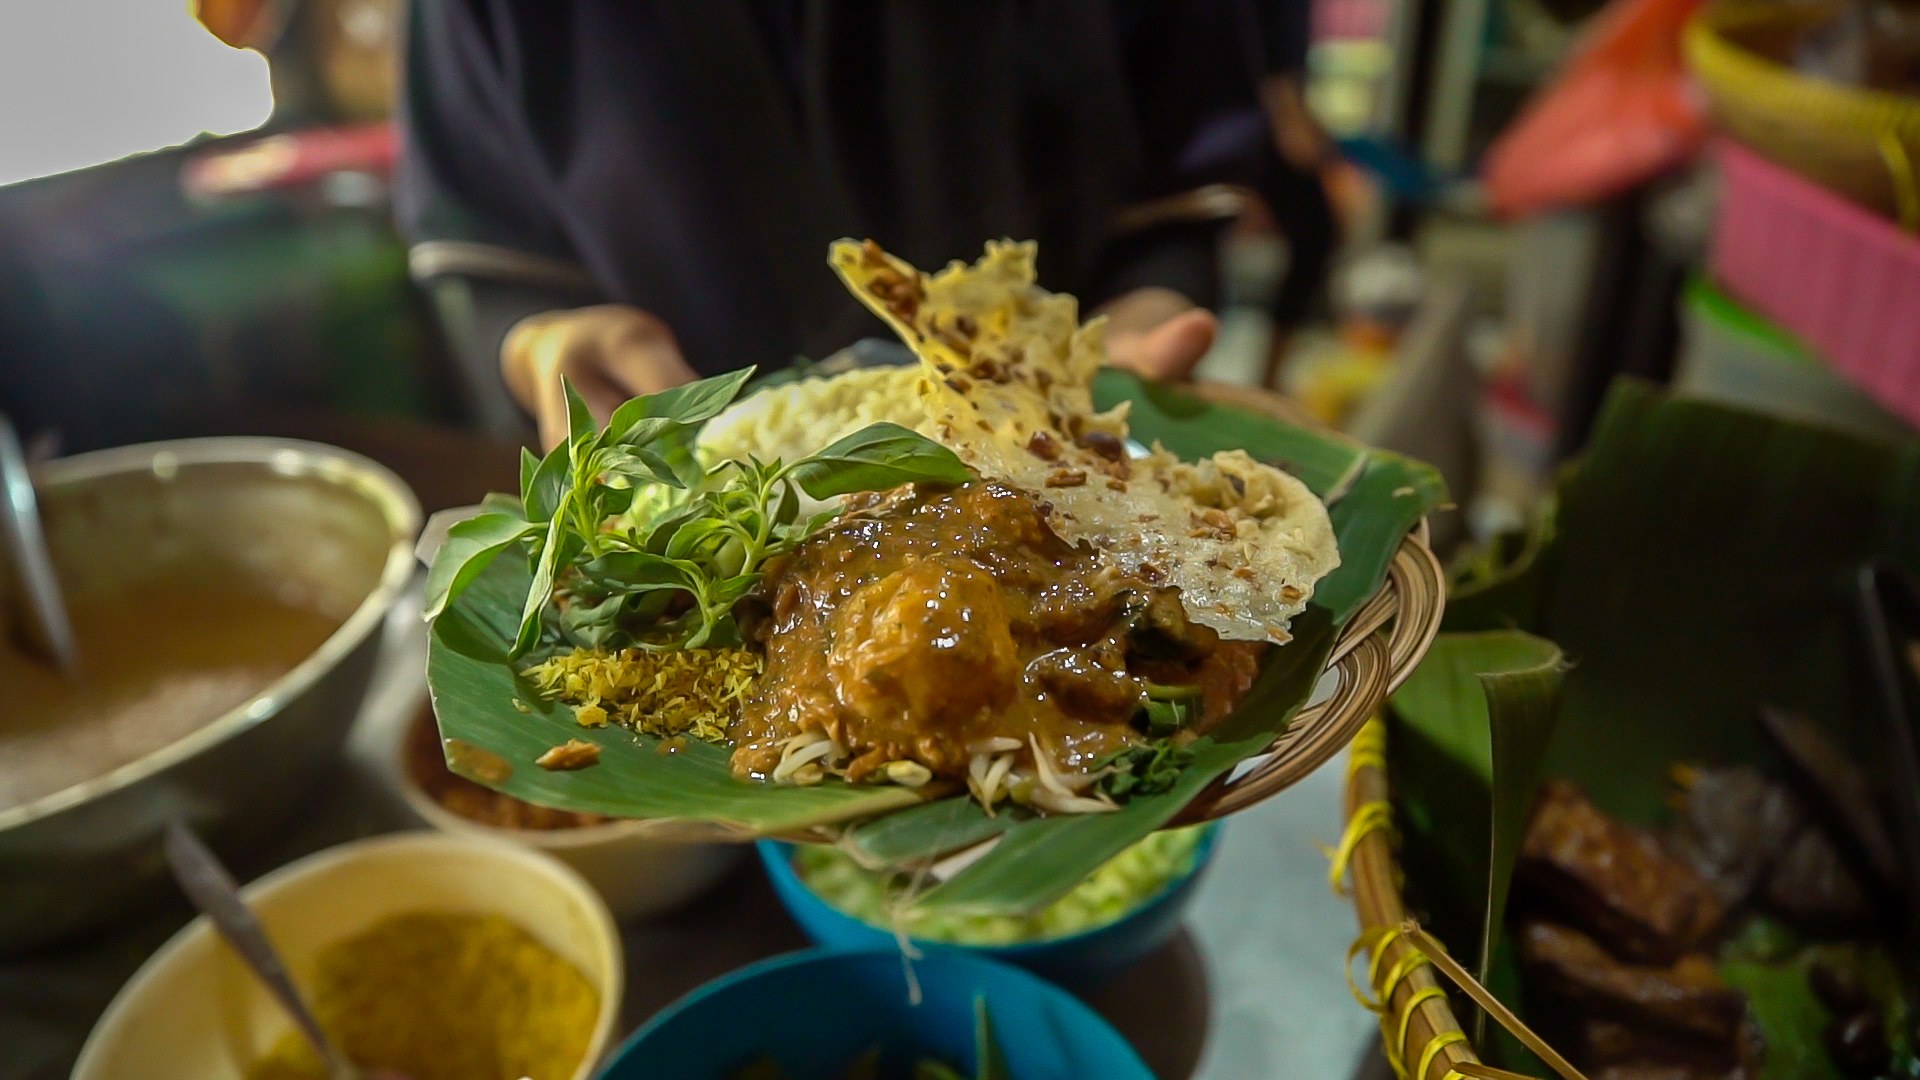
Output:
[396, 1, 1287, 447]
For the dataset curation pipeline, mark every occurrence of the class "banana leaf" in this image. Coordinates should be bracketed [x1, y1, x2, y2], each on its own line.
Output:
[1385, 630, 1564, 1034]
[1383, 381, 1920, 1073]
[428, 370, 1443, 915]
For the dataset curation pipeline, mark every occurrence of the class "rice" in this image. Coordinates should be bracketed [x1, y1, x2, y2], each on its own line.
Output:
[524, 648, 761, 744]
[697, 366, 932, 471]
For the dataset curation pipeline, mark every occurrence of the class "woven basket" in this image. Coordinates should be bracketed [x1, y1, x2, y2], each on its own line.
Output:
[1338, 721, 1490, 1080]
[1686, 2, 1920, 227]
[1339, 719, 1610, 1080]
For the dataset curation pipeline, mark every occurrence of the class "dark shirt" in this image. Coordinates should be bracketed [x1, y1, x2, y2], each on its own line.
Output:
[397, 0, 1276, 376]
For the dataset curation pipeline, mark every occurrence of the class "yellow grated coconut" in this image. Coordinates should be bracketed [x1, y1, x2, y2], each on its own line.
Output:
[523, 648, 761, 744]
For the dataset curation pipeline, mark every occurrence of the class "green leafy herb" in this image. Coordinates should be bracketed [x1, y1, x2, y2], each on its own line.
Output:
[422, 512, 537, 620]
[1096, 739, 1194, 800]
[973, 997, 1010, 1080]
[1142, 683, 1200, 737]
[424, 368, 969, 658]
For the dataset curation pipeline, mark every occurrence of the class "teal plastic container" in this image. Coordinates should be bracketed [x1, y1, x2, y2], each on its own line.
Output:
[597, 948, 1153, 1080]
[756, 824, 1220, 986]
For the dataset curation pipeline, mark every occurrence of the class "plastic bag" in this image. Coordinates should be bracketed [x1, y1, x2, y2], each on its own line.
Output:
[1483, 0, 1708, 219]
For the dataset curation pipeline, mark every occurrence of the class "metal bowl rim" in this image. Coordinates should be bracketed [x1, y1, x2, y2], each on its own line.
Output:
[0, 436, 422, 832]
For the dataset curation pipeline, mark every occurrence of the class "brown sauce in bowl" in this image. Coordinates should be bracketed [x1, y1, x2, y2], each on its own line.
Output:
[732, 481, 1264, 782]
[0, 581, 342, 812]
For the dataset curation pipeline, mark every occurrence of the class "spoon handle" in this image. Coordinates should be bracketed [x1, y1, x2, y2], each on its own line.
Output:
[0, 414, 78, 674]
[163, 823, 361, 1080]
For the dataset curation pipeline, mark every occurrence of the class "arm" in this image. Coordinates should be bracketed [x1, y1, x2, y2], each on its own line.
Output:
[396, 0, 692, 445]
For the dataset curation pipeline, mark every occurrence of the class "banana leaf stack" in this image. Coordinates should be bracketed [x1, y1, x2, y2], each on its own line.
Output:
[1345, 381, 1920, 1079]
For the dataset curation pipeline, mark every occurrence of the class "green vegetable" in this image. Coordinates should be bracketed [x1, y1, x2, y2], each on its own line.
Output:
[1095, 739, 1194, 800]
[1140, 685, 1198, 738]
[424, 370, 967, 658]
[796, 827, 1207, 945]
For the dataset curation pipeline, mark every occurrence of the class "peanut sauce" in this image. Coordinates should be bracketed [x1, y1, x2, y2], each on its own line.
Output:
[731, 481, 1263, 783]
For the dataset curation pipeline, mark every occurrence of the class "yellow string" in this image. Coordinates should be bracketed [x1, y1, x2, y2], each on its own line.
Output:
[1879, 130, 1920, 233]
[1366, 924, 1410, 991]
[1348, 716, 1388, 774]
[1416, 1031, 1469, 1080]
[1328, 800, 1395, 895]
[1346, 928, 1390, 1013]
[1378, 946, 1434, 1004]
[1392, 987, 1449, 1072]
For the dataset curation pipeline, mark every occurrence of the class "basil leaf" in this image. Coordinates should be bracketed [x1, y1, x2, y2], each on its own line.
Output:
[664, 516, 733, 562]
[519, 446, 539, 498]
[513, 515, 569, 657]
[596, 444, 685, 490]
[706, 572, 760, 609]
[774, 475, 800, 525]
[605, 367, 755, 436]
[788, 423, 969, 499]
[637, 499, 709, 556]
[523, 443, 570, 522]
[479, 490, 523, 517]
[562, 378, 598, 449]
[556, 592, 629, 649]
[578, 550, 703, 593]
[422, 512, 537, 619]
[606, 415, 679, 449]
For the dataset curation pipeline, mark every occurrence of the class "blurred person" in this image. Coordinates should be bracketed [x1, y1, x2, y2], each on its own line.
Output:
[1250, 0, 1339, 372]
[396, 2, 1286, 447]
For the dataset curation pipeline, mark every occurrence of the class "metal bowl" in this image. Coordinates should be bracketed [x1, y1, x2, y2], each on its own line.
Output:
[0, 438, 419, 954]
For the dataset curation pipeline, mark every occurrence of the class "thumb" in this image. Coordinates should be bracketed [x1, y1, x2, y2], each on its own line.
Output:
[1107, 309, 1217, 381]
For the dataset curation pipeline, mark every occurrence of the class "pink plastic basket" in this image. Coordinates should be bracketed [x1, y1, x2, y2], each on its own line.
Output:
[1710, 139, 1920, 431]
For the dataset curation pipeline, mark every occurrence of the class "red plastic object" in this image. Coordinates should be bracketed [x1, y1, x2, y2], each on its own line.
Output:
[180, 122, 397, 200]
[1482, 0, 1707, 219]
[1711, 139, 1920, 430]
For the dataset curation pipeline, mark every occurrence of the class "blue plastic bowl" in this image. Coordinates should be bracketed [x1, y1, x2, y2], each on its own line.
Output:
[597, 947, 1153, 1080]
[757, 824, 1220, 985]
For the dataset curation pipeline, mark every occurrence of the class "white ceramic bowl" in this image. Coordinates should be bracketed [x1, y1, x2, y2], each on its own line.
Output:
[73, 832, 622, 1080]
[368, 702, 740, 923]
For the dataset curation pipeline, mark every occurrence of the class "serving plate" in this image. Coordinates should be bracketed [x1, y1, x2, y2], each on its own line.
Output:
[425, 368, 1446, 916]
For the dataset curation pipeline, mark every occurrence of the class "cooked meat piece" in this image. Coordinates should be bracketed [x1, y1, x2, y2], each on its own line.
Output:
[1123, 586, 1218, 662]
[1667, 765, 1805, 906]
[1593, 1065, 1747, 1080]
[1027, 642, 1143, 719]
[1760, 707, 1903, 897]
[827, 558, 1019, 771]
[1826, 1011, 1891, 1077]
[1762, 823, 1876, 933]
[1583, 1018, 1741, 1071]
[1521, 781, 1726, 961]
[1518, 922, 1748, 1043]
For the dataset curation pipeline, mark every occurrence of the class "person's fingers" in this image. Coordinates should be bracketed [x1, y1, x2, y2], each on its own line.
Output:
[503, 306, 696, 451]
[1107, 309, 1217, 381]
[597, 319, 698, 398]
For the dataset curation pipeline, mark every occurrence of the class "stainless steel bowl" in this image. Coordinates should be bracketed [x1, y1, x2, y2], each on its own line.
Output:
[0, 438, 419, 954]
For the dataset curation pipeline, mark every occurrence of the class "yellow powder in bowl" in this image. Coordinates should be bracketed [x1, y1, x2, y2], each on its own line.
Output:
[244, 911, 599, 1080]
